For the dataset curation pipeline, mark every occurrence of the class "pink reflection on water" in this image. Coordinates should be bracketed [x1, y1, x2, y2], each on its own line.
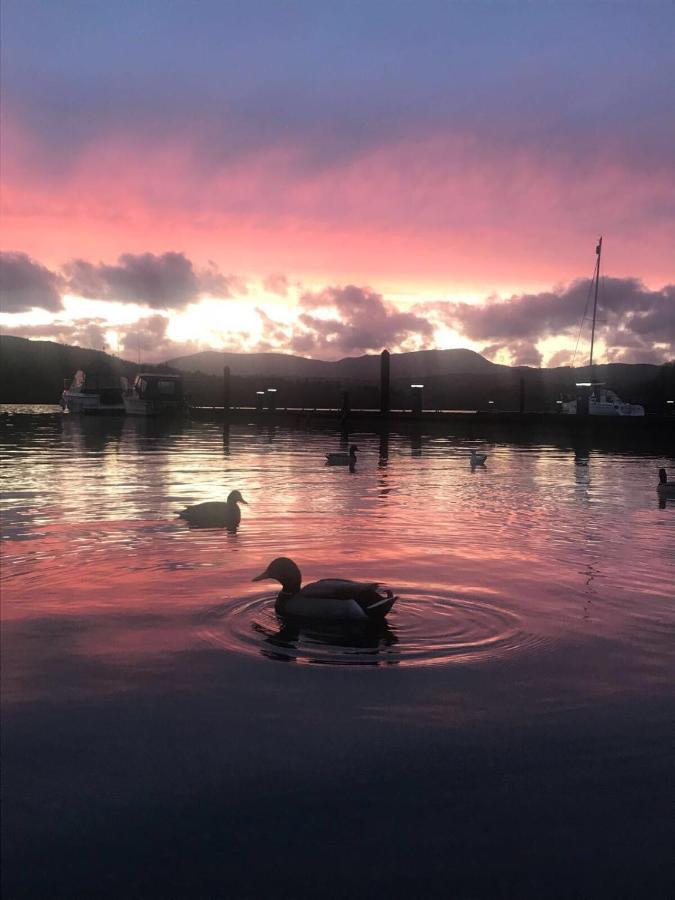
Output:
[1, 423, 674, 702]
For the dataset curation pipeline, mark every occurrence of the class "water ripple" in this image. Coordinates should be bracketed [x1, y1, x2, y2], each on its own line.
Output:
[198, 590, 546, 667]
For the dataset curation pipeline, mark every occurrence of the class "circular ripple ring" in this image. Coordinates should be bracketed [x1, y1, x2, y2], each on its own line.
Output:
[198, 591, 545, 668]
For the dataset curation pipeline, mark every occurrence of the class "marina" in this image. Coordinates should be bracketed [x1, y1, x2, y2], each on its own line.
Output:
[2, 3, 673, 897]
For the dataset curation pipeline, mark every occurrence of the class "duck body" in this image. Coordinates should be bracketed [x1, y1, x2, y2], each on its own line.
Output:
[326, 444, 358, 466]
[178, 490, 247, 528]
[253, 557, 397, 621]
[657, 468, 675, 498]
[470, 450, 488, 466]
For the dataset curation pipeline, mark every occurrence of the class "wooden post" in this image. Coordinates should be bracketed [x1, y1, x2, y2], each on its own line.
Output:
[223, 366, 231, 414]
[411, 384, 423, 414]
[380, 349, 390, 415]
[341, 390, 350, 415]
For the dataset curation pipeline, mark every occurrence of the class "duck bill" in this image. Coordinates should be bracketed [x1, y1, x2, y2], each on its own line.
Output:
[240, 499, 248, 505]
[252, 569, 270, 582]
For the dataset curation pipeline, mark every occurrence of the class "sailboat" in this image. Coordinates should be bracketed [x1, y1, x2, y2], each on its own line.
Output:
[561, 238, 645, 416]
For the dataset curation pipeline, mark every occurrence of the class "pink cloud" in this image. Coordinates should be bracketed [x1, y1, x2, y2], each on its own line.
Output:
[3, 121, 674, 291]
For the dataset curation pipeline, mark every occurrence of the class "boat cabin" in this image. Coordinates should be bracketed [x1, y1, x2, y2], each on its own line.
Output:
[131, 373, 185, 401]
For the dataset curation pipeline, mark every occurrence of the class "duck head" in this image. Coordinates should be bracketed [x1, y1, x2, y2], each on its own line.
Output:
[659, 468, 668, 485]
[253, 557, 302, 594]
[227, 490, 248, 505]
[349, 444, 359, 456]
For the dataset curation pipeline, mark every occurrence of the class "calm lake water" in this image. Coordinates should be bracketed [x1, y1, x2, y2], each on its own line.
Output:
[2, 407, 674, 898]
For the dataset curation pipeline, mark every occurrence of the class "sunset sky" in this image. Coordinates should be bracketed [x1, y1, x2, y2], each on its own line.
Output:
[1, 0, 673, 366]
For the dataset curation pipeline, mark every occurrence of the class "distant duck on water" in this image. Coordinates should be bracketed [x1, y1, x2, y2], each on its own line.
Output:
[657, 469, 675, 498]
[326, 444, 358, 466]
[470, 449, 488, 466]
[253, 557, 397, 621]
[178, 490, 247, 529]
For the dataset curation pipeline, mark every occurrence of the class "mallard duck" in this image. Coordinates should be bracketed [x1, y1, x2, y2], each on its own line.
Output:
[252, 557, 397, 621]
[326, 444, 358, 465]
[469, 449, 488, 466]
[178, 490, 247, 528]
[657, 469, 675, 498]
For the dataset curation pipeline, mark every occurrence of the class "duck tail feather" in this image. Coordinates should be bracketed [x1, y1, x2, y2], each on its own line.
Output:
[365, 593, 398, 617]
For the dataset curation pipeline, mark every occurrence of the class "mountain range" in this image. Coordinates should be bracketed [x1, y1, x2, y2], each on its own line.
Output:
[166, 347, 497, 380]
[1, 335, 672, 412]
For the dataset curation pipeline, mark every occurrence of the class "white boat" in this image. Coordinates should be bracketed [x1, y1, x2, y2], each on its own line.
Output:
[123, 373, 188, 416]
[561, 238, 645, 417]
[60, 370, 126, 415]
[561, 387, 645, 416]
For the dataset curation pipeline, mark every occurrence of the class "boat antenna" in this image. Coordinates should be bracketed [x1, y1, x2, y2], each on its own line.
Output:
[589, 236, 602, 379]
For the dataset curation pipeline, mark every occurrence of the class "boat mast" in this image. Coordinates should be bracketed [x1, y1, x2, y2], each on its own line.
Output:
[589, 236, 602, 378]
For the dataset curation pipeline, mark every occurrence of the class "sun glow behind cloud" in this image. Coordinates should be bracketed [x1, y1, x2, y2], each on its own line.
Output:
[169, 299, 266, 352]
[1, 267, 673, 366]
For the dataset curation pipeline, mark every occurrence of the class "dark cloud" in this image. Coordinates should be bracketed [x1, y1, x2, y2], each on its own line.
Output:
[481, 341, 543, 367]
[605, 346, 671, 365]
[200, 261, 247, 298]
[8, 315, 211, 363]
[547, 349, 575, 368]
[0, 252, 64, 312]
[70, 319, 109, 351]
[429, 278, 675, 365]
[64, 252, 239, 308]
[289, 285, 434, 356]
[5, 317, 109, 350]
[118, 315, 170, 356]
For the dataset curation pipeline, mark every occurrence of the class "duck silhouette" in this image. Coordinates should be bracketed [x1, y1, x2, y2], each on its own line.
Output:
[252, 557, 397, 621]
[326, 444, 358, 466]
[470, 449, 488, 466]
[178, 490, 247, 529]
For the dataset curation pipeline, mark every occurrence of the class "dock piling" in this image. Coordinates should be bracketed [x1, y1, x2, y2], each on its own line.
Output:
[341, 390, 351, 417]
[223, 366, 231, 415]
[380, 349, 390, 415]
[411, 384, 424, 414]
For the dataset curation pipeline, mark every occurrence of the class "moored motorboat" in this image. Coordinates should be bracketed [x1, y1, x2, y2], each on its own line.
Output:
[60, 370, 126, 415]
[123, 373, 188, 417]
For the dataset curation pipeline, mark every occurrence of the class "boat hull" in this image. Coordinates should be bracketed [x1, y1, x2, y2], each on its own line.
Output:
[561, 399, 645, 416]
[123, 396, 188, 417]
[61, 391, 125, 415]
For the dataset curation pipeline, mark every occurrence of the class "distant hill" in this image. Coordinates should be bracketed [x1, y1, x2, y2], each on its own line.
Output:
[167, 350, 337, 379]
[1, 334, 672, 413]
[167, 347, 497, 380]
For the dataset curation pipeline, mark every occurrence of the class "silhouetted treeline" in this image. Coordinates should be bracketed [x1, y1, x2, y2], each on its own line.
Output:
[1, 335, 673, 415]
